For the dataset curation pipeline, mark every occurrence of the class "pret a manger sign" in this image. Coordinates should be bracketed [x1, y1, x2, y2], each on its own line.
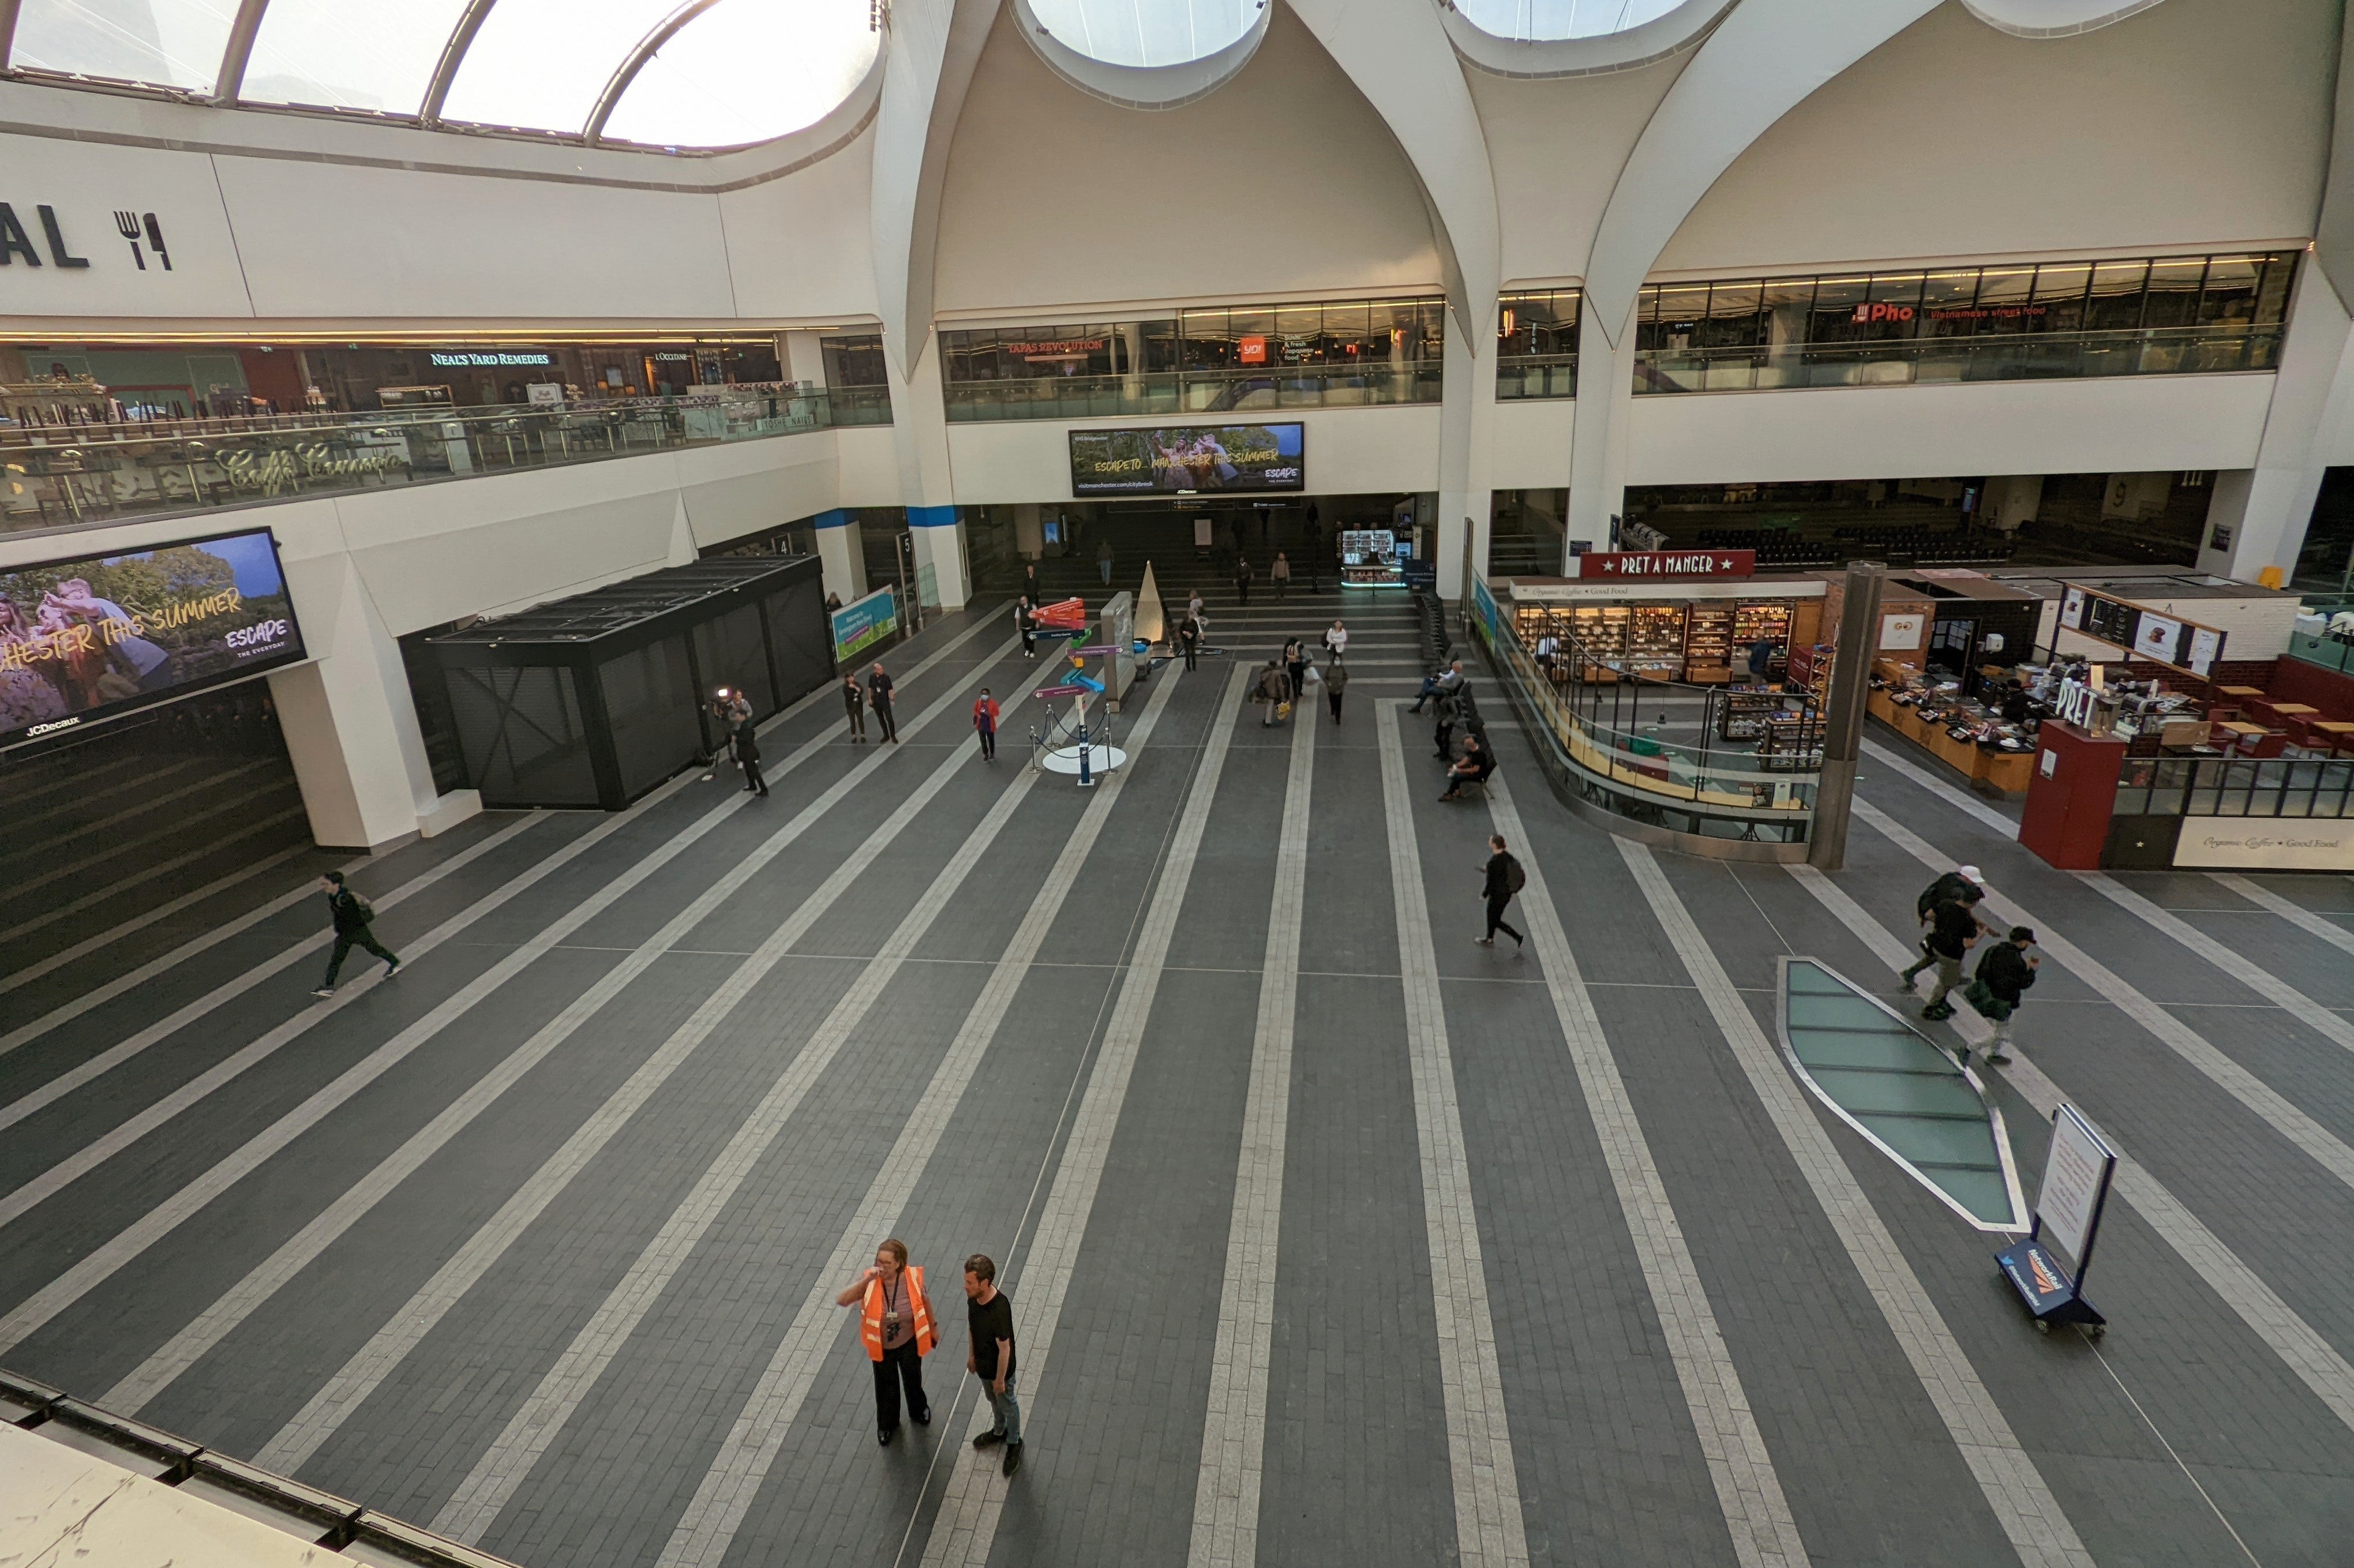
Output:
[1575, 550, 1756, 579]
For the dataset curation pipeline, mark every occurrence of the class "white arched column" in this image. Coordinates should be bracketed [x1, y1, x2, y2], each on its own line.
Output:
[1289, 0, 1502, 595]
[1566, 0, 1944, 543]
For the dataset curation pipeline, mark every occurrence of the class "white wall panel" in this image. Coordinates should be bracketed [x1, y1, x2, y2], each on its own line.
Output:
[0, 136, 255, 316]
[211, 157, 737, 320]
[943, 406, 1444, 502]
[719, 134, 884, 320]
[1659, 0, 2334, 276]
[1489, 398, 1577, 489]
[932, 6, 1441, 316]
[1627, 374, 2276, 486]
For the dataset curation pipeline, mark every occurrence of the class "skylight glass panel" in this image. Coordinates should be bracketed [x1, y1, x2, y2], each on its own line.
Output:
[10, 0, 239, 91]
[440, 0, 676, 134]
[1026, 0, 1257, 69]
[241, 0, 472, 114]
[602, 0, 878, 149]
[1453, 0, 1685, 43]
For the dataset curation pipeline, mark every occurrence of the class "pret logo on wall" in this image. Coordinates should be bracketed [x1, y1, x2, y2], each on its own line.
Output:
[0, 202, 170, 272]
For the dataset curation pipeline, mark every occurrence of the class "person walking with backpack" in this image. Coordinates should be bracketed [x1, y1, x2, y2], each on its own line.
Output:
[1476, 834, 1525, 951]
[835, 1239, 935, 1446]
[313, 872, 399, 996]
[1963, 927, 2039, 1064]
[1900, 885, 1987, 1020]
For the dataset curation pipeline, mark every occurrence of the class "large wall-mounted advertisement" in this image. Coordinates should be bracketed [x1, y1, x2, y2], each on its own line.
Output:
[0, 528, 306, 748]
[1069, 423, 1305, 496]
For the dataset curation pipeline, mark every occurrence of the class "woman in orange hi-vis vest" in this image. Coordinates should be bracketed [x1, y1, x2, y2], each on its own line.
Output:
[835, 1237, 935, 1445]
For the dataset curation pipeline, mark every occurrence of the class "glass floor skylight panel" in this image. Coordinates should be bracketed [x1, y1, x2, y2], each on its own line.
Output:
[1777, 958, 2028, 1232]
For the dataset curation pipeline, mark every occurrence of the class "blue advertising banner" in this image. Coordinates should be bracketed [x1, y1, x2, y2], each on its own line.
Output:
[831, 587, 897, 664]
[1471, 572, 1500, 640]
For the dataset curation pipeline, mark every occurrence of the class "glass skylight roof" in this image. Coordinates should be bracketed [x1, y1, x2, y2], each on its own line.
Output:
[1026, 0, 1259, 69]
[12, 0, 238, 92]
[1, 0, 883, 152]
[603, 0, 879, 149]
[243, 0, 471, 116]
[1452, 0, 1686, 43]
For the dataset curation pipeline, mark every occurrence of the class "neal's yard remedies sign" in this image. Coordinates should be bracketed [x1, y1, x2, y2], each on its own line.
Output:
[2171, 817, 2354, 872]
[830, 587, 897, 663]
[1, 528, 306, 748]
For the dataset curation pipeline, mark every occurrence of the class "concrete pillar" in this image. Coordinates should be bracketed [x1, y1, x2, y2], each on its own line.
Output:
[1436, 320, 1495, 596]
[909, 505, 972, 609]
[2199, 260, 2354, 583]
[1566, 299, 1639, 554]
[1982, 474, 2044, 534]
[814, 509, 865, 601]
[270, 553, 468, 851]
[1015, 502, 1044, 560]
[783, 330, 828, 389]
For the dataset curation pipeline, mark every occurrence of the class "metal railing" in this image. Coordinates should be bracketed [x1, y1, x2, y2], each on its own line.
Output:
[2115, 755, 2354, 819]
[1464, 579, 1819, 851]
[0, 385, 890, 537]
[1495, 355, 1578, 400]
[942, 363, 1443, 422]
[1632, 325, 2284, 396]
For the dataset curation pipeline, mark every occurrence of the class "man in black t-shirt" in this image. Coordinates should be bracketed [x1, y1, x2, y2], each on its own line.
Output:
[1902, 887, 1986, 1022]
[964, 1254, 1022, 1476]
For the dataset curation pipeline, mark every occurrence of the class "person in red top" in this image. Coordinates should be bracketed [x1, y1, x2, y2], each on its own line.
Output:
[835, 1238, 936, 1445]
[972, 687, 1000, 762]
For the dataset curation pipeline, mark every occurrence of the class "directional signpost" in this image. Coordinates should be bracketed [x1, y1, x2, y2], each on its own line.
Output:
[1995, 1104, 2119, 1336]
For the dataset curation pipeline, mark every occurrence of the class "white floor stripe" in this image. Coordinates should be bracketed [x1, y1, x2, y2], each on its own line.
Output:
[0, 815, 542, 1123]
[108, 657, 1013, 1417]
[2209, 873, 2354, 960]
[1859, 739, 2021, 838]
[0, 832, 308, 983]
[0, 787, 752, 1356]
[1853, 798, 2354, 1199]
[1619, 841, 2093, 1568]
[1183, 704, 1315, 1568]
[226, 644, 1013, 1472]
[652, 671, 1188, 1568]
[916, 665, 1251, 1568]
[1787, 862, 2354, 1442]
[1373, 704, 1531, 1568]
[2078, 871, 2354, 1057]
[1486, 774, 1807, 1568]
[433, 747, 1040, 1543]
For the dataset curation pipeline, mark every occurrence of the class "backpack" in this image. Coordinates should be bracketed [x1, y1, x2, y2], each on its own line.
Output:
[343, 888, 375, 921]
[1916, 872, 1971, 921]
[1504, 855, 1526, 896]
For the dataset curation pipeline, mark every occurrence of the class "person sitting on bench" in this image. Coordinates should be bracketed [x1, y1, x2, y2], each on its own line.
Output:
[1440, 736, 1497, 801]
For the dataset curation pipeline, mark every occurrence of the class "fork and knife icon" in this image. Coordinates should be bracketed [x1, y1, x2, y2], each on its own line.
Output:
[113, 211, 171, 270]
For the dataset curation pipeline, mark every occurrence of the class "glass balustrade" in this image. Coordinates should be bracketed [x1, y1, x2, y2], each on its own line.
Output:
[1632, 326, 2284, 396]
[0, 385, 890, 536]
[942, 363, 1443, 422]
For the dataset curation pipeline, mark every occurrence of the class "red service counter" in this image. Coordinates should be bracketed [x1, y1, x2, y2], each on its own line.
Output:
[2019, 722, 2129, 870]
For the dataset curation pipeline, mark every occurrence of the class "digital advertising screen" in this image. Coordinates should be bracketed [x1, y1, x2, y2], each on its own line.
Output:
[1068, 423, 1305, 496]
[0, 527, 306, 748]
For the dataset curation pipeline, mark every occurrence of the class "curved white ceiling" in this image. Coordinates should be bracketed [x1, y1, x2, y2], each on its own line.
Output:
[1, 0, 882, 152]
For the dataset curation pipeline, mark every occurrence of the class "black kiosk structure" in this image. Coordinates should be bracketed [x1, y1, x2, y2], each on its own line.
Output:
[427, 554, 830, 811]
